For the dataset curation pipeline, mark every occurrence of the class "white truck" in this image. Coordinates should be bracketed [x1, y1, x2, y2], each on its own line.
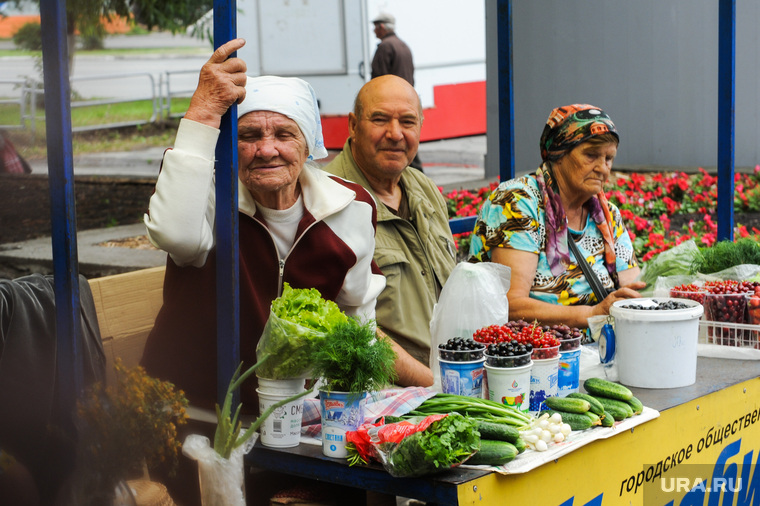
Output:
[237, 0, 487, 149]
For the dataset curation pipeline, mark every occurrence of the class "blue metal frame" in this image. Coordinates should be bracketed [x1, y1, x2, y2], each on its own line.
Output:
[39, 0, 83, 407]
[497, 0, 516, 182]
[213, 0, 241, 410]
[717, 0, 736, 241]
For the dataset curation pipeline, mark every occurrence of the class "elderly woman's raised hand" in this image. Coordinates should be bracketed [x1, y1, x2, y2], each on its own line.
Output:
[185, 38, 248, 129]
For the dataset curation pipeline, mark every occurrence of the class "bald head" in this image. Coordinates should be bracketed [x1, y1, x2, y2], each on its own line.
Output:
[348, 75, 424, 180]
[353, 75, 423, 121]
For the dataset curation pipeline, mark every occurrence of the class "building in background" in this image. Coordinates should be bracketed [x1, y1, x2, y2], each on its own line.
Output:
[237, 0, 487, 149]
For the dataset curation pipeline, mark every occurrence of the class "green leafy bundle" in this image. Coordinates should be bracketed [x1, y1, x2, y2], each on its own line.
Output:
[638, 239, 703, 288]
[383, 413, 480, 478]
[693, 238, 760, 274]
[256, 283, 349, 379]
[311, 318, 397, 393]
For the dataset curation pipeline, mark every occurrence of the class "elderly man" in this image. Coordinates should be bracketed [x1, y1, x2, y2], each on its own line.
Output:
[141, 39, 429, 416]
[323, 75, 457, 377]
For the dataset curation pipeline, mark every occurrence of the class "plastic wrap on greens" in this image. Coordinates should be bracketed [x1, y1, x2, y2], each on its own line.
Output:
[639, 239, 702, 289]
[255, 284, 348, 380]
[376, 414, 480, 478]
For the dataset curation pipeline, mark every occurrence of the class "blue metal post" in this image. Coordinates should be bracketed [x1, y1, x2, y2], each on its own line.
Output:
[497, 0, 515, 182]
[39, 0, 83, 402]
[717, 0, 736, 241]
[214, 0, 241, 407]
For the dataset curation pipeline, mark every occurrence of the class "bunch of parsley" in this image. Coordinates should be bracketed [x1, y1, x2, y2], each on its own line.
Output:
[383, 413, 480, 478]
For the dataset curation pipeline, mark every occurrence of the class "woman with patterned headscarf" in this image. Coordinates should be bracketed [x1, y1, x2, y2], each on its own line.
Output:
[468, 104, 644, 328]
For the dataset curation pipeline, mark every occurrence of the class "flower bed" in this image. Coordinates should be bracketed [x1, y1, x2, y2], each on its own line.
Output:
[443, 167, 760, 262]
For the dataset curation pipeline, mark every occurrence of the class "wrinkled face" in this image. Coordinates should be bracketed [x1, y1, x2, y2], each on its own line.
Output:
[553, 140, 617, 199]
[348, 80, 422, 180]
[237, 110, 308, 209]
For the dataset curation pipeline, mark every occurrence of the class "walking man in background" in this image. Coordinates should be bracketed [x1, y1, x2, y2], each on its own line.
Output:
[371, 12, 423, 171]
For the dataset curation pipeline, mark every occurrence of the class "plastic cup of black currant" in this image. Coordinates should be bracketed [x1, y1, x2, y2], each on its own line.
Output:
[437, 337, 486, 362]
[484, 340, 532, 368]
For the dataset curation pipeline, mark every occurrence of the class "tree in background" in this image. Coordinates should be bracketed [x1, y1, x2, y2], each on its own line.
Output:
[13, 0, 212, 74]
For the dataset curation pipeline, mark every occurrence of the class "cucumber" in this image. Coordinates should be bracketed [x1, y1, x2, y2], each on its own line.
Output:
[513, 437, 527, 454]
[566, 392, 605, 416]
[583, 411, 601, 426]
[600, 411, 615, 427]
[544, 396, 590, 414]
[540, 410, 593, 431]
[583, 377, 633, 401]
[475, 420, 520, 444]
[467, 440, 519, 466]
[627, 396, 644, 415]
[593, 396, 634, 420]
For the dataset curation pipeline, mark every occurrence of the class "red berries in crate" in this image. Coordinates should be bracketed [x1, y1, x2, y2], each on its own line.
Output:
[671, 280, 760, 347]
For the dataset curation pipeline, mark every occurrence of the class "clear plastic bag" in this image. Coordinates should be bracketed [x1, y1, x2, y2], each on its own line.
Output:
[255, 311, 327, 380]
[429, 262, 511, 389]
[182, 432, 258, 506]
[345, 414, 479, 478]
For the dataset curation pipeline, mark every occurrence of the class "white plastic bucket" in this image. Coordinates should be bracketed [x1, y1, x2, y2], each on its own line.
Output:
[256, 377, 306, 395]
[529, 356, 559, 413]
[439, 358, 485, 398]
[484, 362, 532, 413]
[610, 298, 704, 389]
[256, 388, 305, 448]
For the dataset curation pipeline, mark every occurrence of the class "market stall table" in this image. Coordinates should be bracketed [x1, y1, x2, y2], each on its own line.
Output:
[247, 356, 760, 505]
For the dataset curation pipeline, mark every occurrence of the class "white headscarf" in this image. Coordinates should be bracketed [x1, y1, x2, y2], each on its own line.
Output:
[237, 75, 328, 160]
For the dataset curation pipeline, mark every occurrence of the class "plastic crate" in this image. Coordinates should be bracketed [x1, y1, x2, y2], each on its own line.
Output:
[698, 320, 760, 349]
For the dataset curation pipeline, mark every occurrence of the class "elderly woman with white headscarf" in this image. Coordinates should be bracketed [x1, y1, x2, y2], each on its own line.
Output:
[141, 40, 429, 421]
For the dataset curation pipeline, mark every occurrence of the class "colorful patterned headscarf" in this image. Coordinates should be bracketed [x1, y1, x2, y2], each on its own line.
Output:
[540, 104, 618, 162]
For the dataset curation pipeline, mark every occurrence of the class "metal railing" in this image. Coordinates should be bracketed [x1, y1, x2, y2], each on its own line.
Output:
[0, 78, 30, 130]
[2, 71, 170, 135]
[159, 69, 197, 120]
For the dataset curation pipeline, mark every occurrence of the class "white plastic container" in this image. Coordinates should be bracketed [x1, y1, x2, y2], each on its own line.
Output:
[439, 358, 485, 398]
[257, 388, 305, 448]
[257, 377, 306, 395]
[484, 362, 532, 413]
[529, 356, 559, 414]
[610, 298, 704, 389]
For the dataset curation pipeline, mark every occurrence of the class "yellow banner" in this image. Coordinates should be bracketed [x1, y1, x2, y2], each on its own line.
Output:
[458, 378, 760, 505]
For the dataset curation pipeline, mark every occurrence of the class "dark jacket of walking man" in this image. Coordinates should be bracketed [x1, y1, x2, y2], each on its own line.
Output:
[370, 12, 423, 171]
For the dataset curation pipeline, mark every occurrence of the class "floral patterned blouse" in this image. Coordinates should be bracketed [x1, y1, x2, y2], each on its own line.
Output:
[468, 175, 637, 306]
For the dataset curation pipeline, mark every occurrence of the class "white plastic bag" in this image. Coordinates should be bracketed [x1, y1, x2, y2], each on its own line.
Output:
[429, 262, 511, 390]
[182, 432, 258, 506]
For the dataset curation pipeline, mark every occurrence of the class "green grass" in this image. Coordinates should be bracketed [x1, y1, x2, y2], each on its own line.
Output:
[2, 96, 191, 160]
[0, 97, 190, 128]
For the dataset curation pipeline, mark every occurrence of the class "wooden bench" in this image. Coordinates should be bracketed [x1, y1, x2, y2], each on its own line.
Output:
[88, 265, 165, 385]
